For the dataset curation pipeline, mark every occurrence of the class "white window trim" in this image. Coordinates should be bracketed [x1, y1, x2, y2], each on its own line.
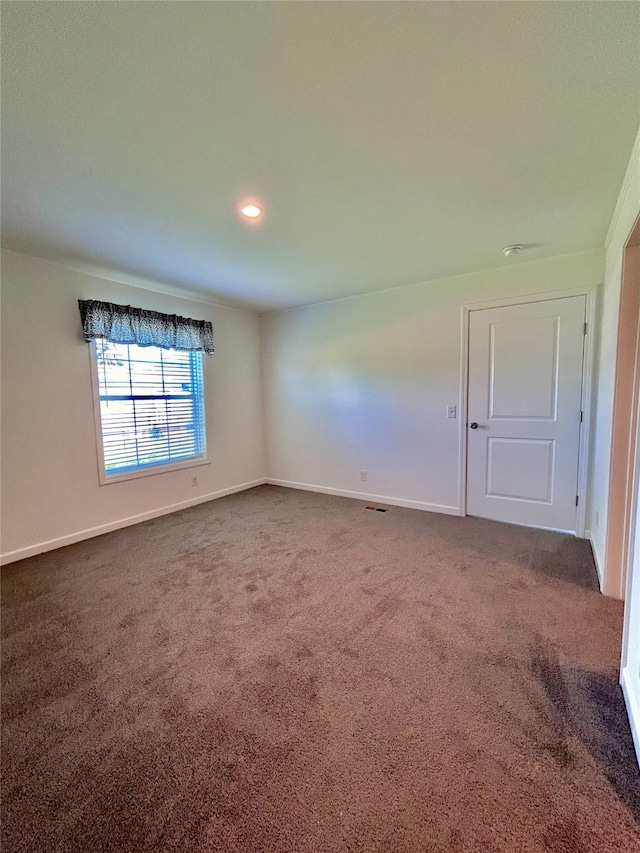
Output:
[88, 340, 210, 486]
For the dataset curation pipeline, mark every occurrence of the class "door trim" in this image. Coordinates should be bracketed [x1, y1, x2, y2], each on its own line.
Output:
[459, 285, 598, 537]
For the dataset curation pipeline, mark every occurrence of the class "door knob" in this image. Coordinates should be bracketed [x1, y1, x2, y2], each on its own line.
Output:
[469, 422, 478, 429]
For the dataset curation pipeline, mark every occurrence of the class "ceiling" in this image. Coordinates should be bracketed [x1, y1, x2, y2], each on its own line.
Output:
[2, 2, 639, 311]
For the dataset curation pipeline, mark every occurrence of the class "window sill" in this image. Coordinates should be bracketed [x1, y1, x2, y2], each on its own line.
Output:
[99, 456, 210, 486]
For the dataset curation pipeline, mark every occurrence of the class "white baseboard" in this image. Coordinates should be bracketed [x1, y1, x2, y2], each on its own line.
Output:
[265, 478, 461, 516]
[586, 529, 605, 592]
[621, 666, 640, 769]
[0, 478, 267, 566]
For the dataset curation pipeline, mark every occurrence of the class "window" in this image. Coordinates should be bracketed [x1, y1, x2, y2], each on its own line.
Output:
[92, 340, 207, 483]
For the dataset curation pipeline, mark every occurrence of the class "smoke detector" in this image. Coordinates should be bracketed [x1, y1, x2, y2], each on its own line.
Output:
[502, 245, 524, 258]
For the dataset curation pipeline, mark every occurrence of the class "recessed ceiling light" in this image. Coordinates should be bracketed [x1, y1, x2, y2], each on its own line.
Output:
[502, 244, 523, 258]
[241, 203, 263, 219]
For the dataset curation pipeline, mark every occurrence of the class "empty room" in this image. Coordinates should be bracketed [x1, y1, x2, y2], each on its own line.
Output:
[2, 2, 640, 851]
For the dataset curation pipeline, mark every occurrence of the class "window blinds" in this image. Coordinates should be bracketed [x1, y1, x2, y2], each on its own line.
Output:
[96, 340, 206, 476]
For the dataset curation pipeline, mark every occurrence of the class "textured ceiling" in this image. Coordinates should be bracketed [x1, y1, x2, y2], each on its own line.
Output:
[2, 1, 639, 310]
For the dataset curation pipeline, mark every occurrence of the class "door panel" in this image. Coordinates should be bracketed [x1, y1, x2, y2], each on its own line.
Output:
[467, 296, 586, 531]
[486, 437, 554, 503]
[489, 317, 559, 419]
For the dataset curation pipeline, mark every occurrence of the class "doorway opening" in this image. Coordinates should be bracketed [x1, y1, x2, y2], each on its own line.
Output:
[608, 215, 640, 599]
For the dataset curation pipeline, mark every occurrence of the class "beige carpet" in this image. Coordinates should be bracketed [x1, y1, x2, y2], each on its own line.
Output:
[2, 484, 639, 852]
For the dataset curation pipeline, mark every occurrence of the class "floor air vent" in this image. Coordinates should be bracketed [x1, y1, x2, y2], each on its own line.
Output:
[364, 506, 388, 513]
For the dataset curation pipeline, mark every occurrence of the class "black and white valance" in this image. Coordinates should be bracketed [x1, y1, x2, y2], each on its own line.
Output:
[78, 299, 214, 354]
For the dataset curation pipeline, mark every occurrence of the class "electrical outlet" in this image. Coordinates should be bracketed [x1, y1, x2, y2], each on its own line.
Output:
[360, 470, 367, 482]
[191, 475, 198, 487]
[447, 406, 456, 419]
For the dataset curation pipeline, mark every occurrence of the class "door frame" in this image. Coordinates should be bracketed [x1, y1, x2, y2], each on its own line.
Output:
[458, 285, 598, 537]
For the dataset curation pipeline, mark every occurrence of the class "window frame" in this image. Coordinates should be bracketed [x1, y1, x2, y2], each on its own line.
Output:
[88, 340, 210, 486]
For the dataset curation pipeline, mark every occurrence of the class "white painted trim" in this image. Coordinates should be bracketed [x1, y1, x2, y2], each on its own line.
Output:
[457, 305, 470, 516]
[586, 529, 604, 592]
[460, 286, 598, 537]
[605, 125, 640, 250]
[97, 455, 211, 486]
[463, 284, 598, 313]
[620, 667, 640, 769]
[265, 479, 461, 516]
[0, 478, 267, 566]
[576, 287, 597, 537]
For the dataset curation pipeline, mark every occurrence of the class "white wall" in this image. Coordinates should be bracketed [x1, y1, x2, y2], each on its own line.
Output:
[621, 414, 640, 764]
[261, 250, 604, 514]
[0, 250, 266, 561]
[589, 129, 640, 597]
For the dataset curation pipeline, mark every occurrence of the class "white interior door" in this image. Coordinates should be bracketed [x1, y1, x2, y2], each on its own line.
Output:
[466, 295, 586, 532]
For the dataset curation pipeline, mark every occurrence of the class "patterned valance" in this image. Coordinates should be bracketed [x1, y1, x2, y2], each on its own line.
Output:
[78, 300, 214, 354]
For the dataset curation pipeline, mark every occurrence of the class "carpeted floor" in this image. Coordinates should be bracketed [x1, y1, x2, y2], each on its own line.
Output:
[2, 484, 639, 852]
